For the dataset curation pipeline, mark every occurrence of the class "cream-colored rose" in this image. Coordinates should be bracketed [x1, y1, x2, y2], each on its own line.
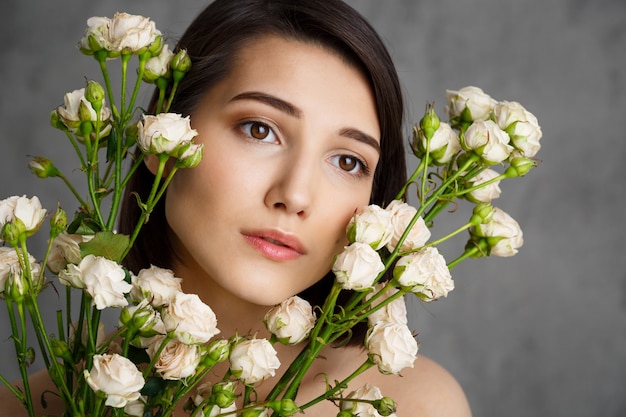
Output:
[47, 232, 94, 274]
[120, 299, 163, 339]
[393, 248, 454, 301]
[56, 88, 112, 136]
[124, 397, 146, 417]
[493, 101, 542, 158]
[147, 337, 201, 380]
[84, 353, 145, 408]
[346, 204, 393, 250]
[446, 86, 497, 121]
[365, 284, 408, 327]
[332, 242, 385, 291]
[384, 200, 431, 253]
[229, 338, 280, 384]
[130, 265, 183, 307]
[0, 195, 47, 236]
[175, 142, 205, 169]
[143, 43, 173, 82]
[420, 121, 462, 164]
[67, 255, 131, 309]
[468, 168, 502, 203]
[264, 295, 316, 345]
[341, 384, 397, 417]
[464, 119, 513, 164]
[108, 13, 160, 52]
[162, 292, 220, 344]
[137, 113, 198, 156]
[0, 247, 41, 295]
[79, 16, 112, 52]
[473, 207, 524, 257]
[366, 322, 418, 375]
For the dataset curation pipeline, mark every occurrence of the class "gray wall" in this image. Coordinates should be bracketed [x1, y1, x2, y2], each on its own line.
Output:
[1, 1, 625, 416]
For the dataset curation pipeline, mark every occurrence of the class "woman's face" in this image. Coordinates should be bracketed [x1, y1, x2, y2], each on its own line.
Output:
[164, 35, 380, 306]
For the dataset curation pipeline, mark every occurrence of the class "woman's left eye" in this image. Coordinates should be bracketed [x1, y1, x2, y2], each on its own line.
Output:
[330, 154, 369, 176]
[239, 121, 278, 143]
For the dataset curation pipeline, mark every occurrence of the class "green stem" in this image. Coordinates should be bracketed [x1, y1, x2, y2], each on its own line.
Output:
[447, 245, 481, 269]
[126, 53, 149, 115]
[58, 173, 89, 210]
[97, 56, 117, 119]
[123, 156, 177, 259]
[395, 157, 427, 201]
[5, 301, 35, 417]
[297, 360, 375, 412]
[423, 221, 473, 249]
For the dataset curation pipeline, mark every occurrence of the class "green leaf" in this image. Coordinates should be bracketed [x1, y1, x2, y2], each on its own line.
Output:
[67, 211, 102, 235]
[79, 231, 130, 262]
[141, 376, 170, 397]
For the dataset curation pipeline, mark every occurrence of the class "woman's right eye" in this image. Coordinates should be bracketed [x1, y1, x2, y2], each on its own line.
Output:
[239, 121, 278, 143]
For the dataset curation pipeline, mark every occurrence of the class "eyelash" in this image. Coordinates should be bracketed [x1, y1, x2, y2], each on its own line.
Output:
[237, 120, 371, 177]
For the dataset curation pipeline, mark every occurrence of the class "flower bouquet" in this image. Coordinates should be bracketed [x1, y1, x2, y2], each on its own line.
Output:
[0, 12, 541, 417]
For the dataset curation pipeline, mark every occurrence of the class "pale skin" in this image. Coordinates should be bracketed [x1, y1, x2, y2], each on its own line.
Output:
[0, 36, 472, 416]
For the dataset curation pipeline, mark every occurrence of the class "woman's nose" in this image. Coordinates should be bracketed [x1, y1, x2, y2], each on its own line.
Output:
[264, 153, 316, 218]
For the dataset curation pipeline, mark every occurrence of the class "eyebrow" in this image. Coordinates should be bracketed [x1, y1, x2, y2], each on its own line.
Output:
[231, 91, 303, 118]
[230, 91, 380, 154]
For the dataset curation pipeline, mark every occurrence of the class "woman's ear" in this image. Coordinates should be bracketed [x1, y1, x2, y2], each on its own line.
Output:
[144, 154, 161, 176]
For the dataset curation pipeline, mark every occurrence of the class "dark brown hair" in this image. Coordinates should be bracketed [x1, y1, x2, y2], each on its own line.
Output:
[120, 0, 407, 343]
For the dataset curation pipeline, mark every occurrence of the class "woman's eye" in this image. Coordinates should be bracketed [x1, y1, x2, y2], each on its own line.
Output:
[240, 121, 277, 143]
[332, 154, 369, 176]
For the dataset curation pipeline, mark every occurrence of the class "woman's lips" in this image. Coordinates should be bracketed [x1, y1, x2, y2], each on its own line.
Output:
[242, 230, 305, 261]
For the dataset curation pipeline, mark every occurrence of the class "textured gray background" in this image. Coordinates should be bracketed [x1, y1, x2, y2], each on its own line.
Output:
[1, 1, 625, 416]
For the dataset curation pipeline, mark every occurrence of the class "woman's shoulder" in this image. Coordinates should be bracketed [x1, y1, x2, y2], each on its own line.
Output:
[354, 352, 473, 417]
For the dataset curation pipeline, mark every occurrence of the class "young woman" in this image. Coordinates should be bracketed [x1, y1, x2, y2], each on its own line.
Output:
[2, 0, 472, 415]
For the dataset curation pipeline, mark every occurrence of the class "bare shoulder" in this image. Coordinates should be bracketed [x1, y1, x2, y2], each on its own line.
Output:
[367, 354, 472, 417]
[0, 369, 63, 416]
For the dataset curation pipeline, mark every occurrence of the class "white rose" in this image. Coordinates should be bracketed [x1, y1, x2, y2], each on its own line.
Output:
[84, 353, 145, 408]
[162, 292, 220, 344]
[229, 338, 280, 384]
[175, 142, 205, 169]
[130, 265, 183, 307]
[68, 255, 131, 309]
[0, 195, 47, 236]
[365, 284, 408, 327]
[384, 200, 431, 253]
[366, 322, 418, 375]
[124, 397, 146, 417]
[264, 295, 316, 345]
[446, 86, 497, 121]
[493, 101, 542, 158]
[0, 246, 41, 295]
[463, 119, 514, 164]
[332, 242, 385, 291]
[48, 232, 94, 274]
[137, 113, 198, 156]
[56, 88, 112, 136]
[108, 13, 160, 52]
[143, 43, 173, 82]
[346, 204, 393, 250]
[473, 207, 524, 257]
[421, 121, 462, 164]
[393, 248, 454, 301]
[468, 168, 502, 203]
[120, 299, 163, 338]
[147, 337, 201, 380]
[341, 384, 397, 417]
[79, 16, 112, 52]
